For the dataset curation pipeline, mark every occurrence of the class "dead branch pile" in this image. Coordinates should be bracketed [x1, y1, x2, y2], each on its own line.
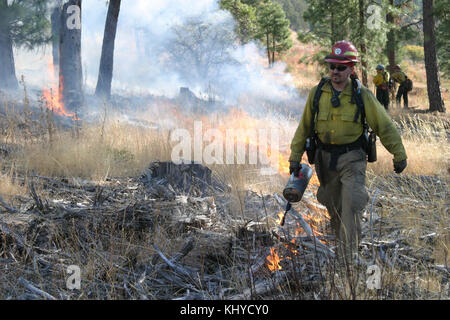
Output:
[0, 162, 448, 300]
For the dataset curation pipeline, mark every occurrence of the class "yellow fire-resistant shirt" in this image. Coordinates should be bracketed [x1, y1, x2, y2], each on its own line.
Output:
[373, 71, 390, 87]
[391, 71, 406, 84]
[289, 78, 407, 163]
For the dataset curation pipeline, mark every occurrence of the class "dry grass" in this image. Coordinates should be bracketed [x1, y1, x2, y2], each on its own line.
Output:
[368, 111, 450, 177]
[21, 123, 171, 180]
[0, 171, 25, 200]
[0, 115, 173, 182]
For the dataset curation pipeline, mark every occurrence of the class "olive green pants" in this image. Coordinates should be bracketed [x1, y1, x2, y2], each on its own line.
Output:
[315, 148, 369, 260]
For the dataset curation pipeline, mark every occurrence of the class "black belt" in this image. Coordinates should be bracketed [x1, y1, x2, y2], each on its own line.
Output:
[317, 136, 364, 171]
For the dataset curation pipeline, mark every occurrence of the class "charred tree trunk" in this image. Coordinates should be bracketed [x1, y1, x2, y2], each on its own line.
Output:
[95, 0, 121, 100]
[51, 5, 62, 74]
[423, 0, 445, 112]
[0, 31, 18, 90]
[59, 0, 83, 113]
[0, 0, 18, 90]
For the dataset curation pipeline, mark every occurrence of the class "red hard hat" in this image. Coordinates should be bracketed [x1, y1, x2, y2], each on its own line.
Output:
[325, 40, 359, 64]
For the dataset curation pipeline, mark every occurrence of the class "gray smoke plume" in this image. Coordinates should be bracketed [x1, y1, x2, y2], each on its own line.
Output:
[14, 0, 304, 114]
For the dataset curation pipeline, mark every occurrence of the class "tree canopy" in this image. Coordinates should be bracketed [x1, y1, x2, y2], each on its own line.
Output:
[0, 0, 50, 49]
[0, 0, 50, 89]
[220, 0, 292, 66]
[168, 15, 238, 84]
[256, 0, 293, 66]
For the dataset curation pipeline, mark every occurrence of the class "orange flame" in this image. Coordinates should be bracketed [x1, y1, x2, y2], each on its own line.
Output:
[41, 59, 77, 119]
[266, 247, 282, 271]
[278, 152, 290, 175]
[275, 211, 284, 225]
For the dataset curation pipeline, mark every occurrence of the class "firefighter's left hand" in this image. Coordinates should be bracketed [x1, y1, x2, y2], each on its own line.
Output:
[289, 161, 301, 176]
[393, 159, 407, 174]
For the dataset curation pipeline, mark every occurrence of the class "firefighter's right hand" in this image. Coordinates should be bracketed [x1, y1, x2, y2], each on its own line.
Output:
[289, 161, 301, 176]
[393, 159, 407, 174]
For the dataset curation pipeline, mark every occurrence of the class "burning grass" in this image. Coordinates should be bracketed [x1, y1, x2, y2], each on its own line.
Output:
[0, 94, 449, 300]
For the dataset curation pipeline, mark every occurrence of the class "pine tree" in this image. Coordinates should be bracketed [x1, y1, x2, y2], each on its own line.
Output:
[350, 0, 388, 87]
[300, 0, 387, 83]
[274, 0, 309, 31]
[220, 0, 257, 44]
[256, 0, 292, 67]
[300, 0, 351, 47]
[0, 0, 50, 90]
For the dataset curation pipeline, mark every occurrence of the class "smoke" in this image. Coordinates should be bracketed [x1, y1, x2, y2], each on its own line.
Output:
[14, 0, 304, 112]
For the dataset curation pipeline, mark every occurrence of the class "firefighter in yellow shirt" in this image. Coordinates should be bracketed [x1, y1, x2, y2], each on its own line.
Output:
[391, 65, 408, 108]
[373, 64, 390, 110]
[288, 41, 407, 262]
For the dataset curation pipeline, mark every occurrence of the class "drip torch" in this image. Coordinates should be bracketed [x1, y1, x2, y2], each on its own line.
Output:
[281, 163, 313, 226]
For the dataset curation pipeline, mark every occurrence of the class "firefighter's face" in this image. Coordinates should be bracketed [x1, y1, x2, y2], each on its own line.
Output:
[329, 63, 353, 84]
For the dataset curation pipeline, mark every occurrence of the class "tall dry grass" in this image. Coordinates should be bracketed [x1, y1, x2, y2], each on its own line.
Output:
[368, 111, 450, 177]
[22, 123, 172, 179]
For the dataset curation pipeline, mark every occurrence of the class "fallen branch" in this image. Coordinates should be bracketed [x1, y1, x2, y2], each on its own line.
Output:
[0, 195, 18, 213]
[28, 181, 45, 212]
[18, 277, 57, 300]
[152, 244, 193, 278]
[229, 272, 288, 300]
[151, 236, 195, 270]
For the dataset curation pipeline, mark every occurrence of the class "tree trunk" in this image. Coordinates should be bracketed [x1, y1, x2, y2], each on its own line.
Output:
[386, 0, 396, 73]
[0, 0, 18, 90]
[266, 32, 271, 67]
[51, 5, 62, 74]
[386, 0, 396, 101]
[330, 8, 336, 45]
[423, 0, 445, 112]
[95, 0, 121, 100]
[59, 0, 83, 113]
[358, 0, 368, 87]
[272, 35, 275, 67]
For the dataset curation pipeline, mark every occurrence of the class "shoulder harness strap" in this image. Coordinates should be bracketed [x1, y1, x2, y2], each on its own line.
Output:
[310, 77, 330, 134]
[351, 77, 367, 127]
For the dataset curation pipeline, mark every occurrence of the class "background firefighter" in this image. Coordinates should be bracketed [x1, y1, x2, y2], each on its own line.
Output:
[373, 64, 390, 110]
[391, 65, 409, 109]
[288, 41, 408, 263]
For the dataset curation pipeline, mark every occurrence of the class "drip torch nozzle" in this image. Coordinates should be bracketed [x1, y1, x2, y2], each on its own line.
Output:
[280, 202, 292, 226]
